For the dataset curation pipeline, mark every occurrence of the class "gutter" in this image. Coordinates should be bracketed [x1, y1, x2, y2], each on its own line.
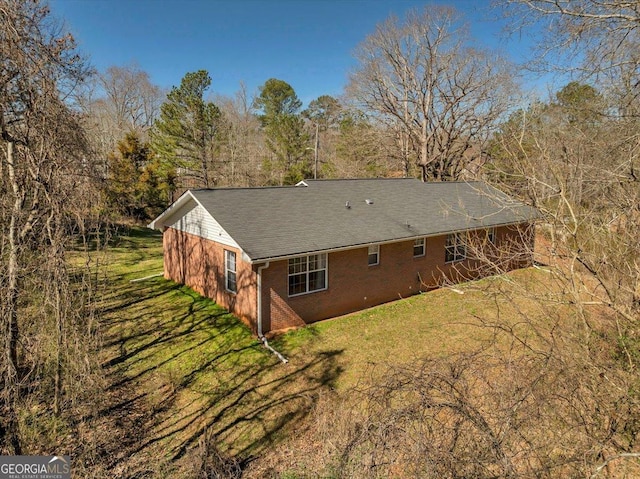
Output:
[256, 262, 288, 364]
[246, 220, 532, 265]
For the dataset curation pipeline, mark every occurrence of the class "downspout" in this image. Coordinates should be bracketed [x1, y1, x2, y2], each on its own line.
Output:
[257, 262, 288, 364]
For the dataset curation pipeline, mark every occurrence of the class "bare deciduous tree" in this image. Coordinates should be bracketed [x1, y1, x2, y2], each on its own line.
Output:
[77, 63, 164, 177]
[99, 64, 163, 133]
[490, 82, 640, 325]
[1, 0, 101, 455]
[333, 108, 398, 178]
[503, 0, 640, 112]
[216, 82, 265, 186]
[348, 6, 515, 181]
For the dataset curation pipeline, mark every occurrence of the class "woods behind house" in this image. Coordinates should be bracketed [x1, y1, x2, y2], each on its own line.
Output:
[1, 0, 639, 477]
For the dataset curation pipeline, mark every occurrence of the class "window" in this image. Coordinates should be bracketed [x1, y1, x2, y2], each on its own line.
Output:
[487, 227, 496, 244]
[288, 253, 327, 296]
[368, 244, 379, 266]
[224, 250, 237, 293]
[413, 238, 425, 257]
[445, 233, 466, 263]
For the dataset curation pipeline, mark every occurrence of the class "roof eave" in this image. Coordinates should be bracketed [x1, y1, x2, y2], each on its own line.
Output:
[246, 218, 536, 264]
[147, 190, 197, 230]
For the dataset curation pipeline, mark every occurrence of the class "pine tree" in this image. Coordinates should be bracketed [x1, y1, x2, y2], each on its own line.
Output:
[151, 70, 225, 188]
[254, 78, 310, 184]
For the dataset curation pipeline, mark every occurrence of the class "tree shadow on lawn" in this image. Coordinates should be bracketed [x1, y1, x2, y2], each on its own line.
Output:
[97, 276, 179, 317]
[96, 277, 343, 477]
[102, 285, 226, 369]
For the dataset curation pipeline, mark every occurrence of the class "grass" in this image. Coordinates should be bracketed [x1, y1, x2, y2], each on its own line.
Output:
[274, 289, 494, 388]
[96, 228, 342, 475]
[274, 267, 559, 389]
[95, 226, 552, 476]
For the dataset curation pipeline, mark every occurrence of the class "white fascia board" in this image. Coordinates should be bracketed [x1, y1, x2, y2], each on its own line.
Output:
[149, 189, 248, 259]
[147, 190, 197, 230]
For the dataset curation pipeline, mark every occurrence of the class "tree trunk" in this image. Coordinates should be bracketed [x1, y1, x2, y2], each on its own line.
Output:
[420, 120, 428, 182]
[201, 129, 210, 188]
[53, 256, 63, 417]
[4, 141, 22, 454]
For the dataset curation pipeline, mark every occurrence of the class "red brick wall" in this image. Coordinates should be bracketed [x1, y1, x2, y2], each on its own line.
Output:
[163, 228, 258, 331]
[163, 223, 534, 334]
[260, 223, 534, 332]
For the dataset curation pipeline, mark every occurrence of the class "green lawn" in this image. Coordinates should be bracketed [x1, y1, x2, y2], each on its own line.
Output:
[96, 227, 547, 476]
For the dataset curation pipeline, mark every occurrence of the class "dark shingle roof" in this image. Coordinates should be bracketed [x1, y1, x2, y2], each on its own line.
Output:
[190, 178, 537, 261]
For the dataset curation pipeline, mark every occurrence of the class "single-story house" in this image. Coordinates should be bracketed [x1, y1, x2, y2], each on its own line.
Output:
[148, 178, 538, 336]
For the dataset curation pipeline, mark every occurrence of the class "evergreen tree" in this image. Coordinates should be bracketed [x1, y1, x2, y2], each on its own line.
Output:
[106, 132, 171, 219]
[254, 78, 310, 184]
[151, 70, 225, 188]
[303, 95, 343, 131]
[555, 82, 604, 125]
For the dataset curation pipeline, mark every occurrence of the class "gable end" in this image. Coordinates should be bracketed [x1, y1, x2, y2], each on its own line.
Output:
[150, 192, 241, 251]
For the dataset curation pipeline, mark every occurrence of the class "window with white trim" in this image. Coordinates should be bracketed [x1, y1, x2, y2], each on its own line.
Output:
[413, 237, 425, 257]
[368, 244, 379, 266]
[224, 250, 237, 293]
[445, 233, 466, 263]
[288, 253, 327, 296]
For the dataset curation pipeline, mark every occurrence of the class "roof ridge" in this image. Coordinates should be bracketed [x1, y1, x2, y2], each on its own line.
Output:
[305, 177, 418, 181]
[190, 178, 486, 193]
[190, 184, 301, 192]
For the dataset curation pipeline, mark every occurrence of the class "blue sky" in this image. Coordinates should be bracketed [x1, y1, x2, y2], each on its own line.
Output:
[50, 0, 537, 106]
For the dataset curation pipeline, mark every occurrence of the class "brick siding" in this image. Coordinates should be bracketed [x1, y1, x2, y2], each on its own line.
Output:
[163, 228, 258, 331]
[163, 223, 534, 334]
[260, 223, 534, 332]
